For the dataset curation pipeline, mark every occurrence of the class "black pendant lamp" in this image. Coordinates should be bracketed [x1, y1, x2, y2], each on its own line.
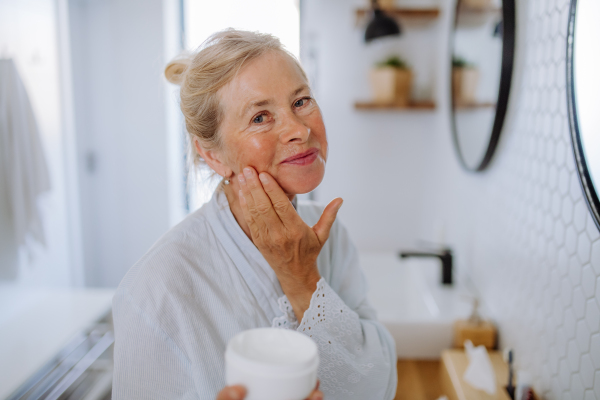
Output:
[364, 0, 401, 43]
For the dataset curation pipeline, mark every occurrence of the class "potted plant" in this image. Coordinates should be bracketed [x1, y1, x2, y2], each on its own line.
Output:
[369, 55, 413, 106]
[452, 56, 479, 106]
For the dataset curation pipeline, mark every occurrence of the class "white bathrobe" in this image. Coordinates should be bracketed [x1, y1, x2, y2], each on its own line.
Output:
[112, 184, 397, 400]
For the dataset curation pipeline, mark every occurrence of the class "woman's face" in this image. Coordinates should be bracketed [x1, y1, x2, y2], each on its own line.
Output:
[215, 50, 327, 195]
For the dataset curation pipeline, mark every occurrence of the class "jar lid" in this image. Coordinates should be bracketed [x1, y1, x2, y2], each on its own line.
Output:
[225, 328, 319, 376]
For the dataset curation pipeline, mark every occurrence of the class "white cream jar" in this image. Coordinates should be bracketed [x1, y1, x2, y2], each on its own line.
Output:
[225, 328, 319, 400]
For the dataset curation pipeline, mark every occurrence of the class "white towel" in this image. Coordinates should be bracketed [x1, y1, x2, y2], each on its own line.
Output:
[0, 58, 51, 250]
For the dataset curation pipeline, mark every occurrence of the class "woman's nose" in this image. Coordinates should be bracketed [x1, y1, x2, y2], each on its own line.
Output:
[279, 112, 310, 143]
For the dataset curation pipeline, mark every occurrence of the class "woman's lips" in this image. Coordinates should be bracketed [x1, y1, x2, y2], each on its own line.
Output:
[280, 148, 319, 165]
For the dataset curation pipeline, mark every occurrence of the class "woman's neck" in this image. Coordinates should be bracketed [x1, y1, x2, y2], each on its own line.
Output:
[222, 179, 296, 241]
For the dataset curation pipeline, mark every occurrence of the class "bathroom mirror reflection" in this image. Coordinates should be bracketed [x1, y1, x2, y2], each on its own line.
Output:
[567, 0, 600, 230]
[450, 0, 515, 171]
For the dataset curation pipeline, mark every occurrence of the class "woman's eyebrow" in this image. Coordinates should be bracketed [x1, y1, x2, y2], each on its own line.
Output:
[240, 99, 272, 118]
[239, 85, 310, 118]
[291, 84, 309, 98]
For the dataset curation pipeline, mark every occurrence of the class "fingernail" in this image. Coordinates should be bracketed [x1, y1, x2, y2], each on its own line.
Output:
[259, 173, 268, 184]
[238, 174, 245, 184]
[243, 167, 252, 177]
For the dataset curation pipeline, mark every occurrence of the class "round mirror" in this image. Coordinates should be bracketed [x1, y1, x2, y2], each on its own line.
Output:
[450, 0, 515, 171]
[567, 0, 600, 230]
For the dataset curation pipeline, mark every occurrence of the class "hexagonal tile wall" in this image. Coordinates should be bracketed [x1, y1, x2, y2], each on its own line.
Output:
[493, 0, 597, 398]
[430, 0, 600, 398]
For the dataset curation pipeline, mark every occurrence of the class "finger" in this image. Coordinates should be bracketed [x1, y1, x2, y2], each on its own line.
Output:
[242, 167, 283, 227]
[216, 385, 246, 400]
[306, 389, 324, 400]
[313, 197, 343, 245]
[238, 172, 269, 236]
[258, 172, 301, 223]
[238, 188, 265, 240]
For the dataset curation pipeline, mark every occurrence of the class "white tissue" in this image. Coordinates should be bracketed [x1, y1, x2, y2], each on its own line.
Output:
[463, 340, 497, 395]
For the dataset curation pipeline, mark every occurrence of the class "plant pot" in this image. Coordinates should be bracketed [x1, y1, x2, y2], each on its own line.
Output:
[370, 67, 413, 106]
[461, 0, 492, 9]
[452, 67, 479, 106]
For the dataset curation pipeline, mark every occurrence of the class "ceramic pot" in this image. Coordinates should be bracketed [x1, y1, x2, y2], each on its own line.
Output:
[452, 67, 479, 106]
[378, 0, 396, 8]
[370, 67, 413, 106]
[461, 0, 493, 9]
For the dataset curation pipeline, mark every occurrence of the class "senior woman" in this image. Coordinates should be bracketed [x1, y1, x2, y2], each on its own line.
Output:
[112, 29, 397, 400]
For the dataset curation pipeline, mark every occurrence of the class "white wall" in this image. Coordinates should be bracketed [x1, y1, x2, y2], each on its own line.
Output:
[0, 0, 184, 288]
[0, 0, 82, 287]
[303, 0, 600, 398]
[301, 0, 449, 252]
[68, 0, 185, 287]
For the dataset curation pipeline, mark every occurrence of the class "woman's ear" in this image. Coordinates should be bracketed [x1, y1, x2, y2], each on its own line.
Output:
[194, 138, 232, 178]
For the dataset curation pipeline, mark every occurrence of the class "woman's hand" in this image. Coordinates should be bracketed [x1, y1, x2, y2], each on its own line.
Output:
[216, 385, 246, 400]
[216, 383, 323, 400]
[237, 167, 343, 321]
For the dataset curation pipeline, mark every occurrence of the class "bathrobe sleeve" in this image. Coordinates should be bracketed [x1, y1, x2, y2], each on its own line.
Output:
[290, 219, 398, 400]
[111, 290, 198, 400]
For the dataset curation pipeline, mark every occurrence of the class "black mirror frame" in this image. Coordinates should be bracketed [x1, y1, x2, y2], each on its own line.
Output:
[450, 0, 516, 172]
[566, 0, 600, 231]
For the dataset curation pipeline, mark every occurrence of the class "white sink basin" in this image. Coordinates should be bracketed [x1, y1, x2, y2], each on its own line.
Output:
[360, 252, 479, 359]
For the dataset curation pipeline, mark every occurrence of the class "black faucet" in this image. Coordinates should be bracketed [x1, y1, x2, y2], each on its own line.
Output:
[398, 249, 453, 285]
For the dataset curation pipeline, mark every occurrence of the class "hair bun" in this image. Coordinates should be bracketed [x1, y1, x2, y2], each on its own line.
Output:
[164, 56, 191, 85]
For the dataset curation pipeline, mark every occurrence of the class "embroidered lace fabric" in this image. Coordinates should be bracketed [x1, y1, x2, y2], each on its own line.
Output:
[272, 278, 374, 396]
[272, 295, 299, 330]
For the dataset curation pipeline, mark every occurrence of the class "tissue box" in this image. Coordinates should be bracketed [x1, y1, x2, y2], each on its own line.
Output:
[441, 349, 511, 400]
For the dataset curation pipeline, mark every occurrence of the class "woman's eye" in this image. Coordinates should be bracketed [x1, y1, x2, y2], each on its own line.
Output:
[294, 97, 311, 108]
[253, 114, 265, 124]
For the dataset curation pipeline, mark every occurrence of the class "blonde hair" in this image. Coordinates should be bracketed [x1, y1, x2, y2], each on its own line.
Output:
[165, 29, 307, 179]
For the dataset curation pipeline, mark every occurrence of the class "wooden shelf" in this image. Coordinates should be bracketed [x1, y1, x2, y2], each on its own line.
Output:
[357, 7, 440, 18]
[355, 8, 440, 25]
[454, 102, 496, 109]
[457, 5, 501, 15]
[355, 101, 436, 110]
